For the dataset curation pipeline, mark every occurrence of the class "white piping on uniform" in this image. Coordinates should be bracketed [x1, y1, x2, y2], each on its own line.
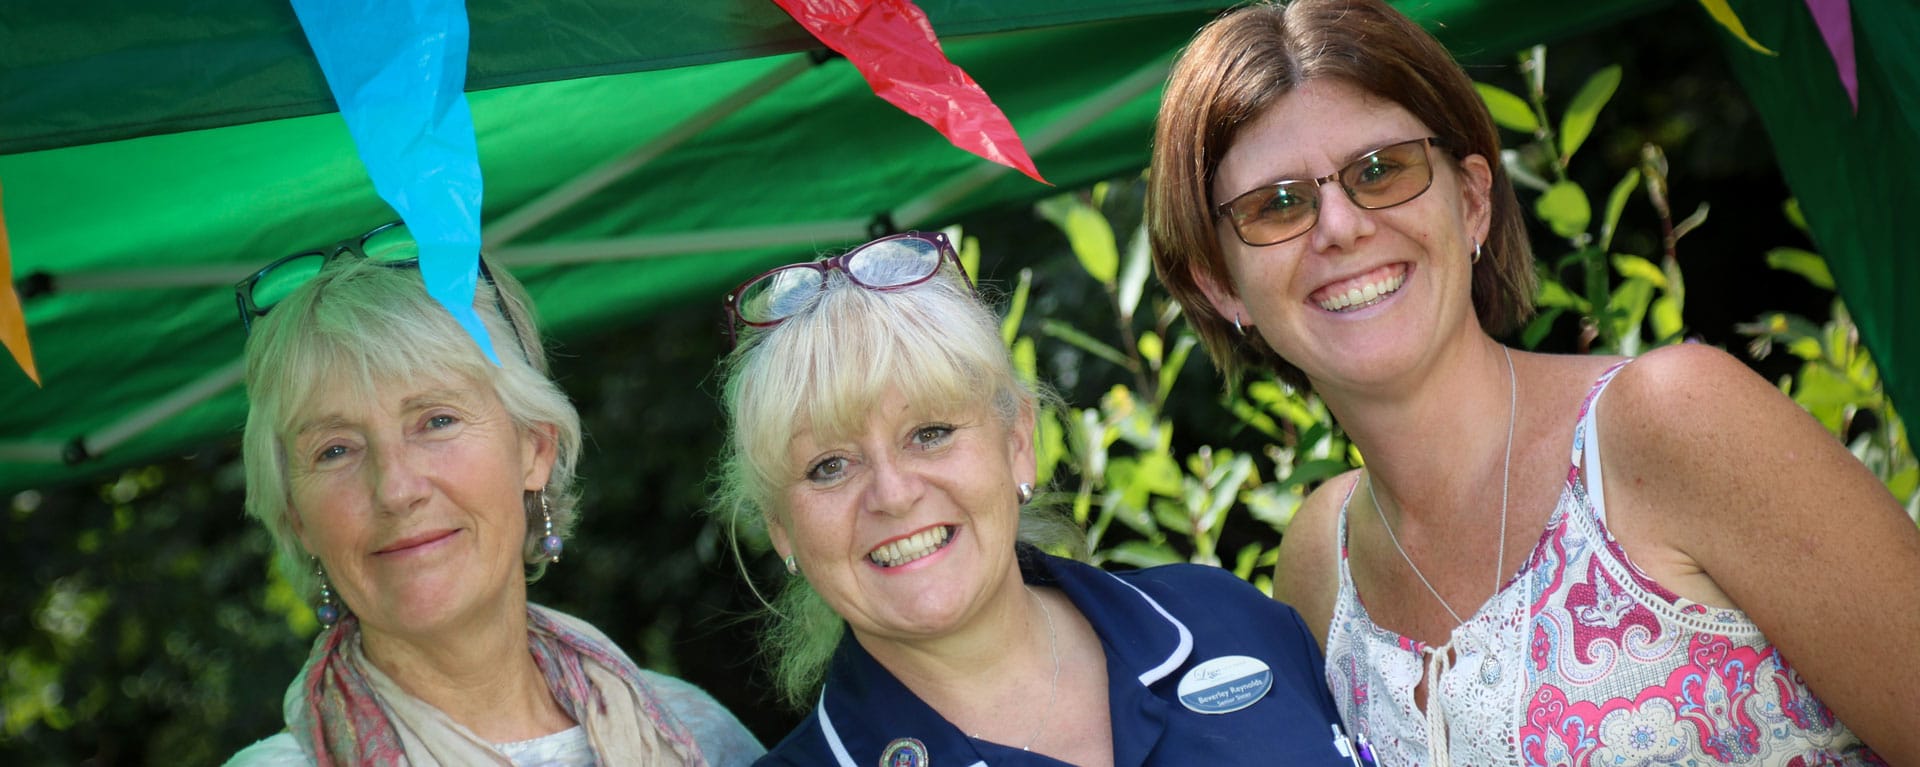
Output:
[1102, 571, 1194, 685]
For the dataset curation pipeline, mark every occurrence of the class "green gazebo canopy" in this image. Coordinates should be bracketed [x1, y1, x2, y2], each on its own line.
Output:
[2, 0, 1909, 494]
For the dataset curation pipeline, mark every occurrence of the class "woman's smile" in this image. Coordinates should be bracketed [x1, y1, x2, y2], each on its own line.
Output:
[866, 524, 959, 569]
[373, 527, 462, 557]
[1310, 262, 1410, 313]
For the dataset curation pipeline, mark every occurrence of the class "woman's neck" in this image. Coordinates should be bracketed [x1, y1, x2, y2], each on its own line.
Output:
[358, 595, 575, 743]
[1318, 335, 1520, 518]
[855, 569, 1057, 719]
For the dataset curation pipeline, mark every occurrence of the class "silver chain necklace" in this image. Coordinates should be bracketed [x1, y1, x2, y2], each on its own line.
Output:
[1368, 345, 1516, 626]
[971, 587, 1059, 751]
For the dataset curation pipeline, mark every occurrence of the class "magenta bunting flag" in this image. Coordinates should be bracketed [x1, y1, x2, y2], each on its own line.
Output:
[1804, 0, 1858, 113]
[773, 0, 1049, 185]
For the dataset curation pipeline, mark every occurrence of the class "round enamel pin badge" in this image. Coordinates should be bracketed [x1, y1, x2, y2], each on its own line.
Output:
[1175, 655, 1273, 714]
[879, 737, 929, 767]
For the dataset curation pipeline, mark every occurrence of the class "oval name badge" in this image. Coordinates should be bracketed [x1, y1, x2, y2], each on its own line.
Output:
[1176, 655, 1273, 714]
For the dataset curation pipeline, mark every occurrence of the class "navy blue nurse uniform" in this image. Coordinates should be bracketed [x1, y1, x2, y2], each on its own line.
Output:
[757, 545, 1354, 766]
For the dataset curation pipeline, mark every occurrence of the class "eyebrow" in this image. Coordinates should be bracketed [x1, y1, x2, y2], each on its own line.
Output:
[1253, 140, 1400, 187]
[295, 415, 355, 438]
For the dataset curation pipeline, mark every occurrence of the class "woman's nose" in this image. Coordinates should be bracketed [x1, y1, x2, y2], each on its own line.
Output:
[370, 442, 431, 515]
[863, 454, 925, 516]
[1307, 182, 1378, 253]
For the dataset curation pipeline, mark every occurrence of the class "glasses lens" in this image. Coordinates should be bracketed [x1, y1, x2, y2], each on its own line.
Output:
[359, 223, 418, 264]
[735, 266, 825, 325]
[1229, 181, 1319, 246]
[1344, 140, 1435, 210]
[846, 236, 943, 288]
[249, 253, 329, 313]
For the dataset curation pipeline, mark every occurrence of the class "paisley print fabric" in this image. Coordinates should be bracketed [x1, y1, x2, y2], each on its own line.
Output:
[1323, 361, 1883, 766]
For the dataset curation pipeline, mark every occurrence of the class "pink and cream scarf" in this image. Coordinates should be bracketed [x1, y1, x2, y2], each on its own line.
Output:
[285, 603, 709, 766]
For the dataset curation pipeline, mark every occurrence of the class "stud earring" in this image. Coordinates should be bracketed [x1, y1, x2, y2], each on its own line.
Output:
[538, 490, 563, 563]
[1471, 238, 1483, 264]
[313, 558, 341, 628]
[784, 554, 800, 575]
[1017, 482, 1035, 505]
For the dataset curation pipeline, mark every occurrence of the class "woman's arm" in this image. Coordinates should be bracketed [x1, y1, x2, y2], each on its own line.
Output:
[1273, 469, 1360, 649]
[1602, 343, 1920, 762]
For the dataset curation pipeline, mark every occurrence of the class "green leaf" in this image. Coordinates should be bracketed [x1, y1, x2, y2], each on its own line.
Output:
[1108, 541, 1184, 569]
[1535, 277, 1590, 311]
[1598, 168, 1641, 252]
[955, 229, 981, 286]
[1765, 247, 1835, 290]
[1278, 458, 1351, 491]
[1699, 0, 1778, 56]
[1200, 453, 1256, 535]
[1117, 220, 1152, 319]
[1535, 181, 1592, 239]
[1245, 483, 1303, 532]
[1232, 543, 1266, 580]
[1521, 308, 1563, 350]
[1156, 334, 1197, 408]
[1560, 65, 1621, 161]
[1000, 268, 1033, 347]
[1040, 319, 1130, 369]
[1138, 331, 1164, 367]
[1887, 465, 1919, 503]
[1672, 202, 1709, 241]
[1151, 497, 1192, 535]
[1475, 83, 1538, 133]
[1136, 451, 1185, 497]
[1603, 278, 1656, 355]
[1011, 336, 1038, 389]
[1034, 195, 1119, 285]
[1783, 198, 1808, 234]
[1034, 401, 1065, 485]
[1792, 362, 1860, 434]
[1612, 254, 1667, 288]
[1501, 149, 1552, 193]
[1650, 295, 1684, 341]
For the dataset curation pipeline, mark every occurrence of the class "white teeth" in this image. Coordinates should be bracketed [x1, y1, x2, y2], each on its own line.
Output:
[868, 526, 953, 567]
[1318, 272, 1405, 312]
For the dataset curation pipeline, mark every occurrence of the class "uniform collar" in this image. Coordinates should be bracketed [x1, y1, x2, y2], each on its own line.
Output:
[810, 547, 1192, 766]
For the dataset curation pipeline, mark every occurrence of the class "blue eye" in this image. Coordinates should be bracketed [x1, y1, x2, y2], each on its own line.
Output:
[426, 414, 456, 429]
[316, 444, 348, 462]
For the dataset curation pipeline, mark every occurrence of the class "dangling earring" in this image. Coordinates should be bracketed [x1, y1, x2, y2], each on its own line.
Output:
[1232, 314, 1246, 336]
[784, 554, 800, 575]
[1017, 482, 1035, 505]
[537, 490, 563, 563]
[313, 558, 341, 628]
[1471, 238, 1483, 264]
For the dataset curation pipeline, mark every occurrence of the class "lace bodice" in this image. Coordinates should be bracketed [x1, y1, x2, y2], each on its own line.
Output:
[1323, 361, 1883, 766]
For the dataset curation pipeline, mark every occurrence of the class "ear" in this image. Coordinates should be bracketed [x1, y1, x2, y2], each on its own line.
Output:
[1457, 152, 1495, 246]
[1007, 401, 1039, 489]
[1189, 258, 1249, 329]
[764, 511, 793, 561]
[289, 506, 311, 553]
[521, 422, 560, 492]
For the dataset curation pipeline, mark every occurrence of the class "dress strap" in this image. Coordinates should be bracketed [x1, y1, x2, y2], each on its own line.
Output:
[1334, 472, 1360, 564]
[1569, 359, 1635, 523]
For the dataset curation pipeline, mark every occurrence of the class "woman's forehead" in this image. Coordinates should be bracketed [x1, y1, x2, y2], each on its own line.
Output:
[1215, 80, 1430, 195]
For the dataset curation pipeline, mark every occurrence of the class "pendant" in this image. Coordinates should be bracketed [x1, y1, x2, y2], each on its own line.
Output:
[1478, 654, 1502, 686]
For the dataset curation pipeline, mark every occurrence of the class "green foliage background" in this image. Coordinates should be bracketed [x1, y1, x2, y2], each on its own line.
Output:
[4, 4, 1914, 762]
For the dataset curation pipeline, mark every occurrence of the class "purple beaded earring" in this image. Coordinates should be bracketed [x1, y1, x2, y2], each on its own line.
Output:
[538, 490, 563, 563]
[313, 558, 341, 628]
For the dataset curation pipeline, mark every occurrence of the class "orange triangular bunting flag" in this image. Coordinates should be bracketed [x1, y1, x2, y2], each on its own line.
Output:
[0, 179, 41, 386]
